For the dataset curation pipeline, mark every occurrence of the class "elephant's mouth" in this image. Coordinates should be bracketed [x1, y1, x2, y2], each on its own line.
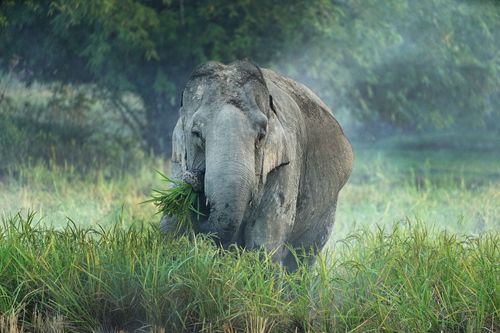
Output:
[191, 190, 211, 227]
[182, 169, 211, 228]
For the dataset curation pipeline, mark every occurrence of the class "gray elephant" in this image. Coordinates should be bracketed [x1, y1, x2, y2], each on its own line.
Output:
[161, 60, 353, 271]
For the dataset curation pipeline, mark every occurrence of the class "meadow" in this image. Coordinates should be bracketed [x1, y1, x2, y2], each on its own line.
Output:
[1, 134, 499, 237]
[0, 135, 498, 332]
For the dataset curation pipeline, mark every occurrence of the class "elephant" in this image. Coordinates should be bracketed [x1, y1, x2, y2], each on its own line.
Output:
[160, 60, 353, 271]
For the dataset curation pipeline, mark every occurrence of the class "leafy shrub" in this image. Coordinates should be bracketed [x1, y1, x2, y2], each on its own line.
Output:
[0, 85, 145, 177]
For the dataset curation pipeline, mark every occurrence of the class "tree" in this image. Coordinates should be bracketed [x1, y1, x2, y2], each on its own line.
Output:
[274, 0, 500, 134]
[3, 0, 498, 146]
[0, 0, 338, 153]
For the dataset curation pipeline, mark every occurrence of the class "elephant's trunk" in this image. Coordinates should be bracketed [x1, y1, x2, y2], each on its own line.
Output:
[202, 108, 255, 246]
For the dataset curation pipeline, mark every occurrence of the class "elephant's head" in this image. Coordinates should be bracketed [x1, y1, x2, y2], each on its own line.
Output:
[172, 60, 289, 246]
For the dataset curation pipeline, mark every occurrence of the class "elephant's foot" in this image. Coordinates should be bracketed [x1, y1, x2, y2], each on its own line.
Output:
[159, 215, 177, 234]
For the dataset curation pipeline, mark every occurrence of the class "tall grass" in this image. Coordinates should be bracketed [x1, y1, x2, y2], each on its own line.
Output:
[0, 158, 167, 228]
[1, 137, 498, 331]
[0, 212, 497, 332]
[333, 143, 500, 239]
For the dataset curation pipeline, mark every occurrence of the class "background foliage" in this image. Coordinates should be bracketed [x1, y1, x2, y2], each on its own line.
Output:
[0, 0, 337, 154]
[1, 0, 498, 159]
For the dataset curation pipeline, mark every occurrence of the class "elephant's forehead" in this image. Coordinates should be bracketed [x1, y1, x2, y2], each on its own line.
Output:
[194, 84, 204, 100]
[186, 76, 238, 95]
[185, 80, 254, 109]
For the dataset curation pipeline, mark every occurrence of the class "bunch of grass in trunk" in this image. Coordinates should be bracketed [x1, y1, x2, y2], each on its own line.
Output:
[144, 171, 203, 233]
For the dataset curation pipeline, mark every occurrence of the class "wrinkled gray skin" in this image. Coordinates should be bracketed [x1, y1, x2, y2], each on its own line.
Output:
[161, 60, 353, 271]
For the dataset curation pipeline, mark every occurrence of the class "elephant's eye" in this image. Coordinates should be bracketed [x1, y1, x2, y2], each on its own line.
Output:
[192, 128, 203, 141]
[256, 128, 266, 146]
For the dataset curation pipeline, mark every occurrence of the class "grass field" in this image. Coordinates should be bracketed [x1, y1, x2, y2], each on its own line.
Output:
[1, 137, 499, 237]
[0, 136, 499, 332]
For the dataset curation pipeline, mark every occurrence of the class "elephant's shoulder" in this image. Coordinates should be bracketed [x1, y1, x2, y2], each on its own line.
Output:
[261, 68, 336, 122]
[262, 68, 313, 103]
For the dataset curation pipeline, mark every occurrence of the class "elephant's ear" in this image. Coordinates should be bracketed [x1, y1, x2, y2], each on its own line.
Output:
[172, 117, 187, 176]
[260, 96, 290, 184]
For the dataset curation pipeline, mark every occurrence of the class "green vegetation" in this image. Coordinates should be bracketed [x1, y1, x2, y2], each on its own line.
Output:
[1, 0, 499, 331]
[0, 138, 498, 331]
[0, 159, 163, 228]
[0, 80, 145, 175]
[1, 0, 499, 152]
[333, 135, 500, 239]
[0, 0, 335, 153]
[0, 213, 497, 332]
[146, 171, 202, 233]
[2, 139, 498, 238]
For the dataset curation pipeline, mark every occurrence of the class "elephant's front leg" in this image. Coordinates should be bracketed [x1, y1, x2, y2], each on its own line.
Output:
[243, 173, 298, 266]
[159, 215, 178, 234]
